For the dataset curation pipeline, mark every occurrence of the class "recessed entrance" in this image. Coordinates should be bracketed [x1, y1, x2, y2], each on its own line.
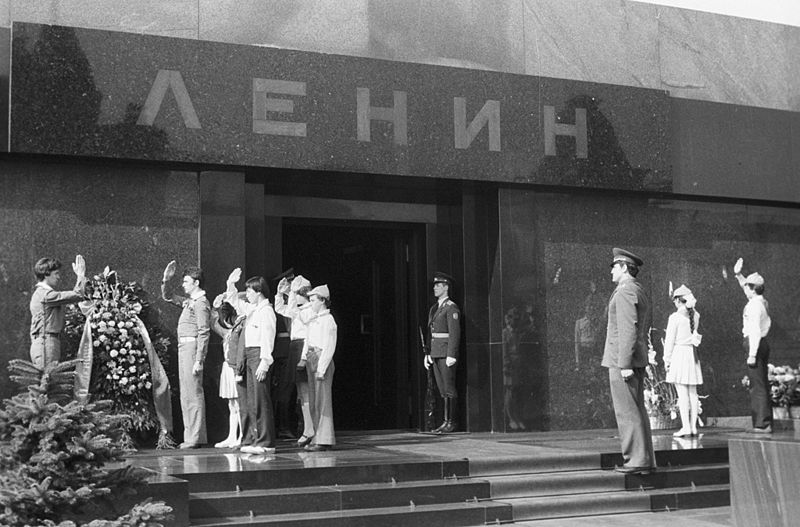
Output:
[282, 219, 424, 431]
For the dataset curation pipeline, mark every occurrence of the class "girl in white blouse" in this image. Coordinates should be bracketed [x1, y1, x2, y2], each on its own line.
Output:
[664, 285, 703, 437]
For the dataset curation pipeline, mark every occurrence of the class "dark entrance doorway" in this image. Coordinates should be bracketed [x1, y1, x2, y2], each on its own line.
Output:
[282, 219, 421, 431]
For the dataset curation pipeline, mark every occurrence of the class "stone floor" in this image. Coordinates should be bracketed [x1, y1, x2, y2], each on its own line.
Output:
[125, 425, 799, 525]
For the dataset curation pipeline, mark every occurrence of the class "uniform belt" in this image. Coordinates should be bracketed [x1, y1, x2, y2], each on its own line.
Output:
[277, 332, 290, 337]
[179, 336, 197, 343]
[431, 333, 449, 338]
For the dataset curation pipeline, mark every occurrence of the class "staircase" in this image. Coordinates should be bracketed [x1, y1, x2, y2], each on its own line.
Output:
[468, 444, 730, 523]
[133, 433, 731, 526]
[185, 457, 512, 526]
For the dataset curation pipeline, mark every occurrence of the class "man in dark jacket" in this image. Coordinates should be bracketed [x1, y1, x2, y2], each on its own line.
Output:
[602, 248, 655, 474]
[424, 272, 461, 433]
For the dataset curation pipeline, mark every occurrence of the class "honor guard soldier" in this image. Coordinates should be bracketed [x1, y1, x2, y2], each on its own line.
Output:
[424, 272, 461, 433]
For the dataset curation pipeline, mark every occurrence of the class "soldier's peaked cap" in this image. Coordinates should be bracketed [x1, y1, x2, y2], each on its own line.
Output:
[433, 272, 454, 285]
[272, 268, 295, 281]
[612, 248, 644, 267]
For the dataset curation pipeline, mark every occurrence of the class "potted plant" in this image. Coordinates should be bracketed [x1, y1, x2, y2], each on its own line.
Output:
[644, 329, 679, 429]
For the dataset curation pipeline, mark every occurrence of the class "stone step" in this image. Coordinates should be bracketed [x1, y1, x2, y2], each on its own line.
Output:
[189, 478, 490, 518]
[502, 483, 730, 521]
[190, 500, 513, 527]
[180, 458, 469, 493]
[467, 451, 600, 476]
[481, 463, 728, 499]
[601, 445, 729, 469]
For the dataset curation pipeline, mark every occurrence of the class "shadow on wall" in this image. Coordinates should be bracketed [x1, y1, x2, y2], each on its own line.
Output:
[12, 25, 168, 158]
[535, 95, 652, 191]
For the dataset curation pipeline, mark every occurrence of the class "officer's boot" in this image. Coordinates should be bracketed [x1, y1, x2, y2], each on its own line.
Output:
[441, 397, 458, 434]
[434, 398, 449, 433]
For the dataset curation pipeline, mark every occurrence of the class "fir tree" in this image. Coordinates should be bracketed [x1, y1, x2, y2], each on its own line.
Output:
[0, 359, 172, 527]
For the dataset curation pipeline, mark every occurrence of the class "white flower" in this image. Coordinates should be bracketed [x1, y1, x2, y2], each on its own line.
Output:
[109, 349, 118, 358]
[93, 340, 101, 348]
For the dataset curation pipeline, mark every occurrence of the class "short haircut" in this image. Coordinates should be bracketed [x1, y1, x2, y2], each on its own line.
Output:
[624, 263, 639, 278]
[34, 258, 62, 281]
[183, 266, 204, 288]
[245, 276, 270, 297]
[310, 293, 331, 308]
[295, 285, 312, 300]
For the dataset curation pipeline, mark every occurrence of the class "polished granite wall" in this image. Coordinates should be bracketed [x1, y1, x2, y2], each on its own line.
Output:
[496, 189, 800, 431]
[729, 438, 800, 526]
[9, 22, 671, 193]
[0, 162, 199, 406]
[0, 0, 796, 113]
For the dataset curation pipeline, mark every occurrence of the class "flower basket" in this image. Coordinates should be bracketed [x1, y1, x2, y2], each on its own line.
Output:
[649, 414, 676, 430]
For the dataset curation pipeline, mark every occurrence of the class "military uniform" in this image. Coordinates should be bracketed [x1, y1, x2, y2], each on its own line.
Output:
[426, 272, 461, 433]
[602, 248, 654, 473]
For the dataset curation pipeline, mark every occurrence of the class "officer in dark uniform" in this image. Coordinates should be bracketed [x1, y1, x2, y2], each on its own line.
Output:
[602, 248, 655, 475]
[424, 272, 461, 433]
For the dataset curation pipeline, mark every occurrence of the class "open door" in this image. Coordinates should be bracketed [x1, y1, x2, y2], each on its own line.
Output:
[282, 219, 420, 430]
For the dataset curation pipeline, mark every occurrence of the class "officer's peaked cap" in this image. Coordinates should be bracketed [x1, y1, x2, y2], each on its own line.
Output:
[433, 272, 454, 285]
[612, 247, 644, 267]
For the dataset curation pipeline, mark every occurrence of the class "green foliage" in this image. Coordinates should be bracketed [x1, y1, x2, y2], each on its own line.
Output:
[0, 359, 172, 527]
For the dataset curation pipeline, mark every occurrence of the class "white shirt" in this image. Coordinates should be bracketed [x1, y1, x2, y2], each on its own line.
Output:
[274, 291, 310, 340]
[743, 296, 770, 357]
[303, 309, 337, 376]
[226, 294, 276, 364]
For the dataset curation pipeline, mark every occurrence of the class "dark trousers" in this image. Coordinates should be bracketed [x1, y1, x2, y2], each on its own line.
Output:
[745, 338, 772, 428]
[432, 358, 457, 398]
[608, 367, 654, 468]
[272, 355, 297, 433]
[244, 347, 275, 448]
[237, 382, 251, 445]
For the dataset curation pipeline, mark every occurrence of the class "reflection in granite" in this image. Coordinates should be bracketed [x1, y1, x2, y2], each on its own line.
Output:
[499, 189, 800, 430]
[729, 438, 800, 527]
[0, 161, 199, 406]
